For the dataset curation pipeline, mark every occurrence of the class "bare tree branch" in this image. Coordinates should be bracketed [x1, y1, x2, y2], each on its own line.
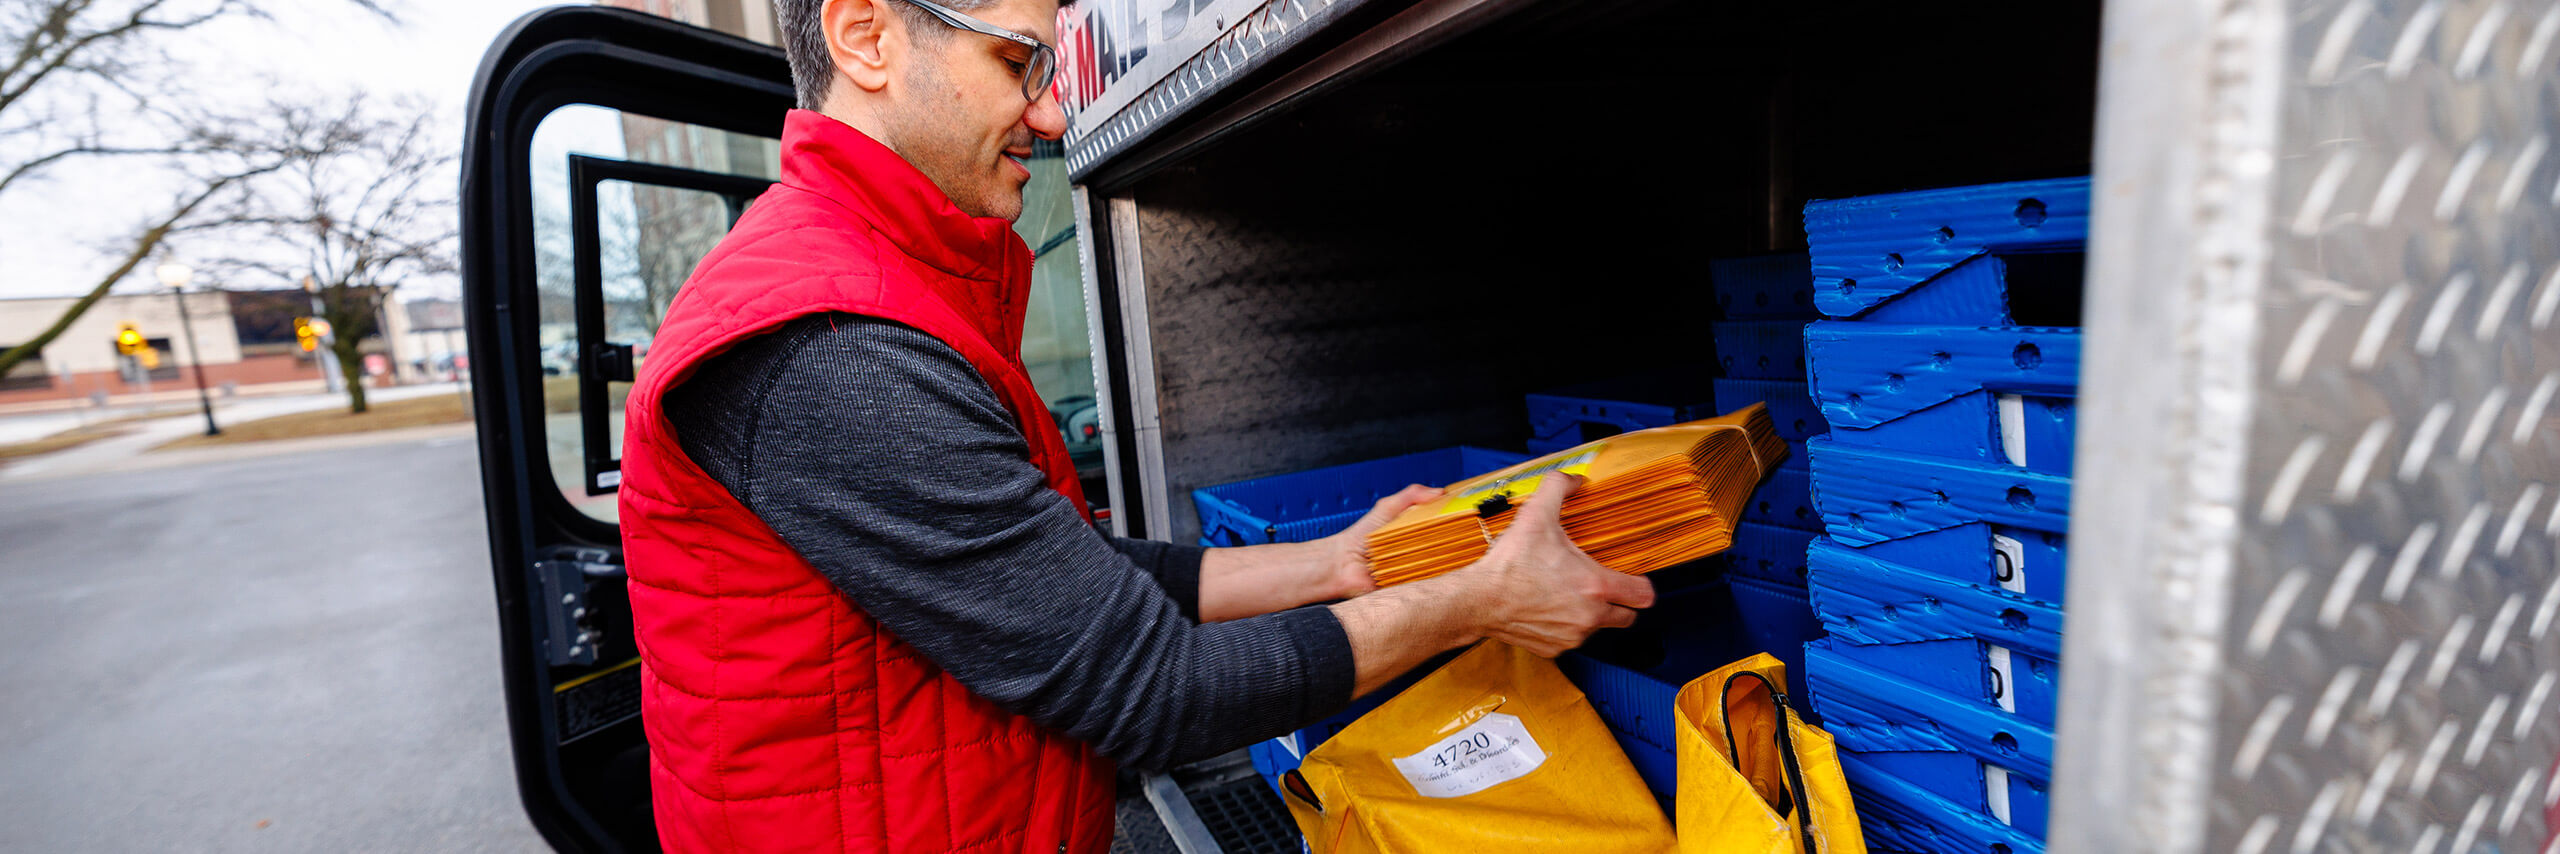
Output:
[0, 141, 189, 196]
[0, 0, 414, 391]
[184, 95, 454, 413]
[0, 156, 278, 376]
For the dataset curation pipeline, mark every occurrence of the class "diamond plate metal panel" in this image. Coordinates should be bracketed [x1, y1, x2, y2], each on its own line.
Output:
[1128, 196, 1526, 544]
[2064, 0, 2560, 850]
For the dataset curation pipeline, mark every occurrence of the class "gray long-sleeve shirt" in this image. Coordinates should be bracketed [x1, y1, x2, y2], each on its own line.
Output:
[661, 313, 1355, 770]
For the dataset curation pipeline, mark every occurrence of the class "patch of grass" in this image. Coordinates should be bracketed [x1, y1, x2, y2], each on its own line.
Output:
[0, 424, 132, 460]
[154, 393, 475, 450]
[540, 375, 630, 414]
[86, 407, 201, 428]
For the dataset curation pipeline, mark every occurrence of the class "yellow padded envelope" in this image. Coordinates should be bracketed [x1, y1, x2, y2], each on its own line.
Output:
[1366, 404, 1790, 586]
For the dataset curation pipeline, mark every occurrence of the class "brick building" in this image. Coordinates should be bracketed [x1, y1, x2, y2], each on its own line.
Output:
[0, 288, 415, 409]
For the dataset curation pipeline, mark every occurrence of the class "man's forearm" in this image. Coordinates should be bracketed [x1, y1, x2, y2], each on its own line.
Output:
[1327, 572, 1488, 697]
[1197, 540, 1361, 622]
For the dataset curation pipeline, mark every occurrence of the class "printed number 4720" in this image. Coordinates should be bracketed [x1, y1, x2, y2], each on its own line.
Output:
[1431, 731, 1498, 768]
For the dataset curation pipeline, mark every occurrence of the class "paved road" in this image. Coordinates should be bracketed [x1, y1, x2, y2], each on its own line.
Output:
[0, 430, 550, 852]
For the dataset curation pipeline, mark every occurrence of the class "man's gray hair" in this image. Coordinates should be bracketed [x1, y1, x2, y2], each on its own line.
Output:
[776, 0, 1021, 112]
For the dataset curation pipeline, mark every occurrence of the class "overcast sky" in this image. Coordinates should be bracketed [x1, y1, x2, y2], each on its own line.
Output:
[0, 0, 571, 302]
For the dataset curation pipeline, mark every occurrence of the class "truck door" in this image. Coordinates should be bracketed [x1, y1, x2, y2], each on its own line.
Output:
[459, 8, 790, 851]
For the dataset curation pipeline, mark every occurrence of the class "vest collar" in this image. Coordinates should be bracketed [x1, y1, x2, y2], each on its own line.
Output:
[779, 109, 1024, 286]
[778, 109, 1031, 359]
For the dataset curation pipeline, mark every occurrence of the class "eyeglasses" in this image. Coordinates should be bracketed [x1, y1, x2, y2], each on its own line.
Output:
[898, 0, 1059, 103]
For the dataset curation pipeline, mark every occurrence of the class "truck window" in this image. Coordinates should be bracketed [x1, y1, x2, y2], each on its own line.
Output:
[1014, 140, 1103, 483]
[528, 109, 1099, 524]
[530, 104, 781, 523]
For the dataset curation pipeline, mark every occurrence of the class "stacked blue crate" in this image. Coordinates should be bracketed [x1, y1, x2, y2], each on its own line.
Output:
[1549, 254, 1839, 805]
[1521, 373, 1718, 455]
[1708, 253, 1826, 535]
[1702, 254, 1829, 688]
[1799, 176, 2088, 852]
[1192, 446, 1531, 547]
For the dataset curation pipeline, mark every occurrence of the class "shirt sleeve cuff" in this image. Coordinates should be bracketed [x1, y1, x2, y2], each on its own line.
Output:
[1106, 535, 1207, 621]
[1274, 604, 1357, 721]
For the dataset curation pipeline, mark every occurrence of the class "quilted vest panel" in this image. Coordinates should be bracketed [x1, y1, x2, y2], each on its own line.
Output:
[617, 110, 1113, 853]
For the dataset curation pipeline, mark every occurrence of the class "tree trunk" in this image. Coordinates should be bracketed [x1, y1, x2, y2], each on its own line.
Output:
[0, 222, 173, 378]
[0, 174, 259, 379]
[334, 336, 368, 413]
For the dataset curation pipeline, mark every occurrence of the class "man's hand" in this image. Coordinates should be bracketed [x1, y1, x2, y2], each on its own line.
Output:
[1452, 472, 1655, 657]
[1193, 484, 1441, 621]
[1328, 472, 1656, 694]
[1310, 483, 1444, 600]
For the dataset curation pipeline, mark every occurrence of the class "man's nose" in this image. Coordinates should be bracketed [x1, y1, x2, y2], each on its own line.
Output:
[1024, 89, 1067, 141]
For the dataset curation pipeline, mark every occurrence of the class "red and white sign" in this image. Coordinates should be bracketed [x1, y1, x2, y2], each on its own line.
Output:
[1056, 0, 1266, 142]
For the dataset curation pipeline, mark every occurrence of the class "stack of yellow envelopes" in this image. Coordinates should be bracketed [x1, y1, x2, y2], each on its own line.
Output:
[1366, 404, 1788, 587]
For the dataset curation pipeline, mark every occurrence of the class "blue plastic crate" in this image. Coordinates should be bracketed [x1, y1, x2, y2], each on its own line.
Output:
[1845, 748, 2051, 839]
[1851, 252, 2087, 327]
[1807, 548, 2066, 729]
[1745, 463, 1820, 531]
[1727, 575, 1826, 687]
[1817, 521, 2070, 609]
[1808, 632, 2061, 731]
[1804, 641, 2054, 783]
[1805, 176, 2092, 320]
[1559, 579, 1830, 805]
[1806, 323, 2079, 475]
[1839, 751, 2049, 853]
[1807, 437, 2071, 548]
[1722, 521, 1817, 587]
[1524, 436, 1579, 455]
[1710, 253, 1818, 320]
[1192, 446, 1532, 547]
[1577, 576, 1805, 692]
[1245, 700, 1379, 800]
[1556, 653, 1681, 803]
[1709, 321, 1810, 380]
[1711, 378, 1829, 442]
[1808, 535, 2066, 656]
[1523, 374, 1718, 451]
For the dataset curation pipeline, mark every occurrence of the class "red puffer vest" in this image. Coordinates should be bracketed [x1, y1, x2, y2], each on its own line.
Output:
[618, 109, 1115, 853]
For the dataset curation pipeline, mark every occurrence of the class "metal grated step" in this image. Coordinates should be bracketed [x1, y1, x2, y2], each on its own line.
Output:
[1181, 772, 1303, 854]
[1110, 791, 1183, 854]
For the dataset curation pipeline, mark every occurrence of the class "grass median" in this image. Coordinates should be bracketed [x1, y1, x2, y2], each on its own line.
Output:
[0, 423, 133, 460]
[155, 393, 476, 450]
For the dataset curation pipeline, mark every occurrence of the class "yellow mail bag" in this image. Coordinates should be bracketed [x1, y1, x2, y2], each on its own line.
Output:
[1674, 653, 1866, 854]
[1281, 641, 1677, 853]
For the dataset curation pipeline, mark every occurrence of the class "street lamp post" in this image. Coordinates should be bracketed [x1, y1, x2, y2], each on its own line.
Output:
[301, 275, 343, 393]
[157, 263, 220, 437]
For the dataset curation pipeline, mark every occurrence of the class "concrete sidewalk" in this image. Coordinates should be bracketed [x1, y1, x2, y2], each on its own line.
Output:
[0, 385, 471, 483]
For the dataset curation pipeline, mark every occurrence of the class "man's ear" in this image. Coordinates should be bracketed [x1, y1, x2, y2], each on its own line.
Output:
[824, 0, 897, 94]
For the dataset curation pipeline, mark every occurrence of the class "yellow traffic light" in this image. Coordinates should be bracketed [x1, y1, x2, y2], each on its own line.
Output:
[294, 317, 318, 352]
[115, 323, 144, 356]
[136, 347, 160, 370]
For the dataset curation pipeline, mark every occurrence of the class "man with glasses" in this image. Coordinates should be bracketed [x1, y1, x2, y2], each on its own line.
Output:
[618, 0, 1655, 850]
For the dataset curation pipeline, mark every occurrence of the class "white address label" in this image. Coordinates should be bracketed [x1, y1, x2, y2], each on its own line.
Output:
[1997, 393, 2028, 467]
[1985, 765, 2015, 824]
[1988, 645, 2018, 713]
[1391, 712, 1547, 798]
[1991, 532, 2027, 594]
